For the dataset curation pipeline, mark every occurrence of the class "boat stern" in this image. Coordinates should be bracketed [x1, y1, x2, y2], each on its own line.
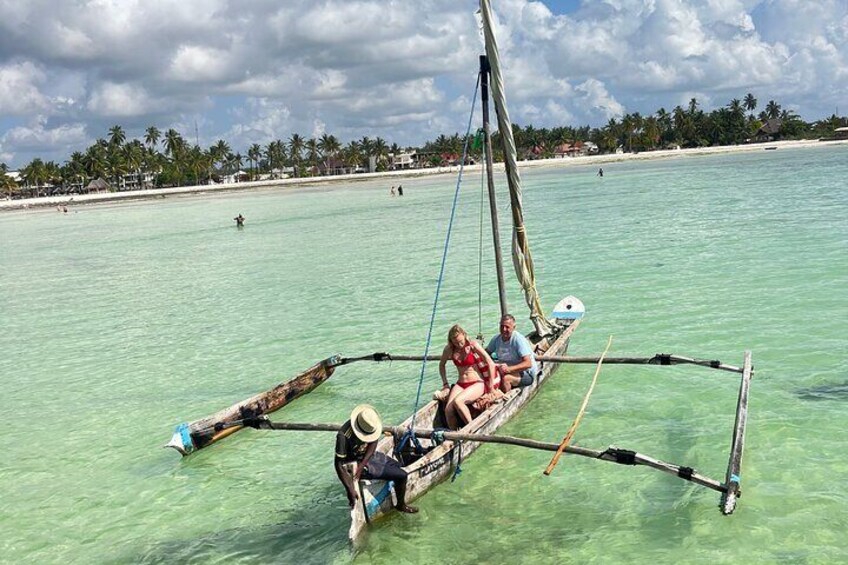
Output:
[164, 423, 194, 456]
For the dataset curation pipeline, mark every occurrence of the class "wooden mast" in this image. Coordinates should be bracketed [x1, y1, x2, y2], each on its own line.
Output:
[479, 54, 509, 317]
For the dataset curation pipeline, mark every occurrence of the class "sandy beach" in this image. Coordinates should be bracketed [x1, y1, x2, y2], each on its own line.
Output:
[2, 138, 844, 212]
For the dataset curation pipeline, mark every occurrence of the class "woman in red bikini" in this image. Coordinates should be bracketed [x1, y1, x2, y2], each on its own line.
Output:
[438, 324, 498, 429]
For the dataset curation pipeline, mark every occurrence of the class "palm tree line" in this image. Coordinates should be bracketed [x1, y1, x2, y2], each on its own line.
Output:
[2, 93, 845, 198]
[1, 126, 400, 198]
[425, 94, 843, 161]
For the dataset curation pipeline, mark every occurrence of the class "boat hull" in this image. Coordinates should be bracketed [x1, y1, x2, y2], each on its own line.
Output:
[166, 356, 340, 455]
[348, 315, 580, 543]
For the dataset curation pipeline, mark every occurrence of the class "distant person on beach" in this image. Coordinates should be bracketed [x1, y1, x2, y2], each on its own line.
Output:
[234, 213, 245, 227]
[486, 314, 538, 393]
[597, 168, 604, 177]
[438, 324, 499, 429]
[390, 186, 396, 196]
[334, 404, 418, 514]
[397, 185, 404, 196]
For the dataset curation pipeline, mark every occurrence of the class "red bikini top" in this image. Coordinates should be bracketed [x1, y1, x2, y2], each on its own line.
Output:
[452, 344, 491, 379]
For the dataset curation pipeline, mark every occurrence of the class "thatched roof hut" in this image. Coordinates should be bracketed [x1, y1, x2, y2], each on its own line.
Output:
[85, 178, 112, 193]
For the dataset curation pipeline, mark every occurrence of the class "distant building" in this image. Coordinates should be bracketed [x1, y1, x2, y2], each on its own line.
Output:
[755, 119, 783, 141]
[390, 152, 416, 170]
[830, 126, 848, 140]
[85, 178, 112, 193]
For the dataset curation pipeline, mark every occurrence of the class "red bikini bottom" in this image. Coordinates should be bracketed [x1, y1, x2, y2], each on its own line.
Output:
[455, 380, 483, 390]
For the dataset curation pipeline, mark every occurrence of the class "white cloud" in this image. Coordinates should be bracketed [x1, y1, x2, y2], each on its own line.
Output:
[0, 62, 51, 115]
[168, 45, 235, 82]
[1, 117, 88, 158]
[86, 82, 153, 117]
[0, 0, 847, 167]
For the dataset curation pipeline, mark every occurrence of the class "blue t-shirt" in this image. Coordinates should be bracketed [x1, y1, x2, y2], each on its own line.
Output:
[486, 332, 538, 377]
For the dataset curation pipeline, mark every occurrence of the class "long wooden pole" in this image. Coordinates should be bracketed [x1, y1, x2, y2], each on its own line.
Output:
[544, 335, 612, 475]
[236, 417, 726, 493]
[340, 351, 745, 374]
[720, 350, 753, 514]
[480, 55, 509, 318]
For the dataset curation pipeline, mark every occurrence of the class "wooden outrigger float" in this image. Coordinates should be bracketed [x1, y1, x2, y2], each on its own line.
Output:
[166, 0, 754, 545]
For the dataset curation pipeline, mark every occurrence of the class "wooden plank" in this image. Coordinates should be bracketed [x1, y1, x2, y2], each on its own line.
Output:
[720, 351, 753, 514]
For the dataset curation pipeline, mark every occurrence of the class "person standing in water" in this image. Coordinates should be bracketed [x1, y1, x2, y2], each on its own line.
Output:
[397, 185, 404, 196]
[597, 168, 604, 177]
[234, 213, 245, 227]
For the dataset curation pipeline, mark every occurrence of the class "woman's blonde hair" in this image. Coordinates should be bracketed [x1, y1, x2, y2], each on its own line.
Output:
[447, 324, 467, 347]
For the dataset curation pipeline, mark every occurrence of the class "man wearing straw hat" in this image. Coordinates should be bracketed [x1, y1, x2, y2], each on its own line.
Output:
[334, 404, 418, 514]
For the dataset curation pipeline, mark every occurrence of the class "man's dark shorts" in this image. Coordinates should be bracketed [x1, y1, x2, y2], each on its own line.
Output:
[362, 452, 407, 482]
[517, 369, 536, 387]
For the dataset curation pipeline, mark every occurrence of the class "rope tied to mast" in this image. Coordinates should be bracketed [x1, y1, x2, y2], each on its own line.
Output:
[405, 73, 481, 429]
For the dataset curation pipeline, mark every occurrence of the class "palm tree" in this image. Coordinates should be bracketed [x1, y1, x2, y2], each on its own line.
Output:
[163, 129, 186, 185]
[265, 139, 286, 178]
[64, 151, 87, 192]
[743, 93, 757, 115]
[318, 133, 341, 174]
[688, 97, 699, 115]
[305, 138, 319, 175]
[144, 126, 161, 151]
[289, 133, 304, 176]
[1, 161, 18, 197]
[163, 129, 184, 159]
[343, 140, 363, 171]
[656, 108, 672, 146]
[108, 125, 126, 148]
[20, 158, 48, 196]
[246, 143, 262, 179]
[373, 137, 389, 171]
[209, 139, 230, 177]
[358, 136, 374, 170]
[765, 100, 781, 120]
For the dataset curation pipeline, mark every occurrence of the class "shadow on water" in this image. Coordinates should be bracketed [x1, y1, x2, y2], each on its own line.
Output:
[795, 381, 848, 401]
[123, 486, 354, 565]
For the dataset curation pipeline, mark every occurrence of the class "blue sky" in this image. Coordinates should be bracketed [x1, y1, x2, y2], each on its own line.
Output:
[1, 0, 846, 168]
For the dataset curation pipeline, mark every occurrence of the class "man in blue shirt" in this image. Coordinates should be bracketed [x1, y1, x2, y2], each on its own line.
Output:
[486, 314, 539, 392]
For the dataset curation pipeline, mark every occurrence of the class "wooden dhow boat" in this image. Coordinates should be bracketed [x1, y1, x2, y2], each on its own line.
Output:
[166, 0, 754, 544]
[347, 303, 582, 542]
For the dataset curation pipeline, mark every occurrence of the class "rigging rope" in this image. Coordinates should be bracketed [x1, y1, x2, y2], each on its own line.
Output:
[406, 73, 481, 428]
[477, 128, 486, 340]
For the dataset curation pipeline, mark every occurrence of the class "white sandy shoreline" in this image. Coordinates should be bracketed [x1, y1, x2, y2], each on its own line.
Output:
[2, 138, 845, 212]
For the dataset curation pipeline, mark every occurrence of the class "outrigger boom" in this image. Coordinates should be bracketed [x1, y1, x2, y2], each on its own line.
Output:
[166, 347, 754, 515]
[166, 347, 747, 456]
[223, 348, 752, 512]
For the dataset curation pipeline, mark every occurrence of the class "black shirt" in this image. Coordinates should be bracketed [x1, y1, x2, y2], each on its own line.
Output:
[335, 420, 369, 462]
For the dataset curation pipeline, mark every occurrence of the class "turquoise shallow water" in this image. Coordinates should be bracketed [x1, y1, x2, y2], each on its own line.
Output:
[1, 146, 846, 564]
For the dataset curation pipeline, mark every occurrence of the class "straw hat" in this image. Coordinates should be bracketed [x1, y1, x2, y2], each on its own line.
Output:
[350, 404, 383, 443]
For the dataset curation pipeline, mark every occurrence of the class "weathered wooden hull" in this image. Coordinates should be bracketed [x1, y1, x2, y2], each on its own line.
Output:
[166, 356, 340, 455]
[348, 317, 580, 543]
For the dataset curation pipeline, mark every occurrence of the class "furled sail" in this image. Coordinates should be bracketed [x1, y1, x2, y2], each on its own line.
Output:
[479, 0, 553, 337]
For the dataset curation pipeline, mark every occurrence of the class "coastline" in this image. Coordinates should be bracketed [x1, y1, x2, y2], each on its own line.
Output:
[2, 138, 845, 212]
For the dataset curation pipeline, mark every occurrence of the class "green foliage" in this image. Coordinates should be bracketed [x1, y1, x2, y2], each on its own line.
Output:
[3, 94, 842, 199]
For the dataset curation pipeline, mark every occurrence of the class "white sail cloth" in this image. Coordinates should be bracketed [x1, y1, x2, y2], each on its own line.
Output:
[479, 0, 553, 337]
